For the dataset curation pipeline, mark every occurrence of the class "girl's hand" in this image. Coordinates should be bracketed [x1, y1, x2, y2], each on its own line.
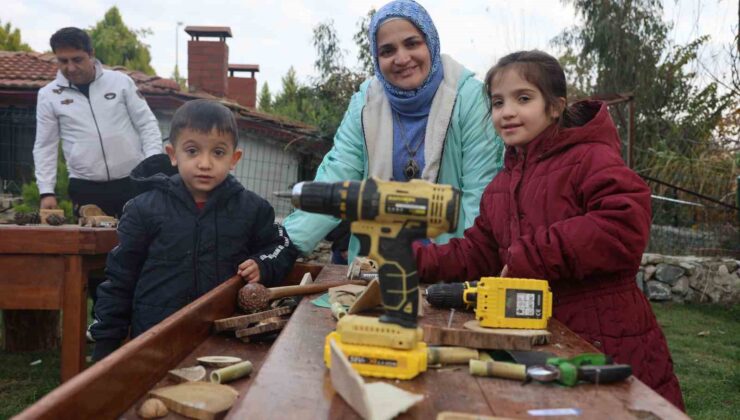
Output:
[500, 265, 510, 277]
[238, 259, 261, 283]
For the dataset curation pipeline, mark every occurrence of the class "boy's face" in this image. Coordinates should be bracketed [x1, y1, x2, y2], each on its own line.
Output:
[165, 128, 242, 202]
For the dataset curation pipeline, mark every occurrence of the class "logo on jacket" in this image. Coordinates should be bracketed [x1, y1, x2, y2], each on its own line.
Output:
[52, 88, 65, 95]
[61, 99, 74, 105]
[104, 92, 117, 100]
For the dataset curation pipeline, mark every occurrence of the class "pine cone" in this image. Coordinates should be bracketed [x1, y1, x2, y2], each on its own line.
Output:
[14, 212, 40, 225]
[29, 212, 40, 224]
[46, 213, 66, 226]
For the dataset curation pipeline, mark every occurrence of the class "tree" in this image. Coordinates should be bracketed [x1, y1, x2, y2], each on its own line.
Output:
[270, 19, 367, 140]
[552, 0, 737, 201]
[0, 20, 32, 52]
[353, 8, 376, 77]
[171, 65, 186, 90]
[88, 7, 155, 74]
[258, 82, 273, 113]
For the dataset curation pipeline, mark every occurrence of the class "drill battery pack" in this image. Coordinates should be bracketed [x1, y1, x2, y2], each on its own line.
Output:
[323, 332, 428, 380]
[323, 315, 428, 380]
[476, 277, 552, 329]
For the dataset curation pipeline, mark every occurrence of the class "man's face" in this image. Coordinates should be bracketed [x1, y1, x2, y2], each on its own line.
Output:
[54, 47, 96, 85]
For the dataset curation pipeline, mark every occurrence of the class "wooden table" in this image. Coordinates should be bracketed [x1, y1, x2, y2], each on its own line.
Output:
[16, 264, 688, 419]
[0, 224, 117, 382]
[14, 263, 323, 420]
[233, 265, 688, 419]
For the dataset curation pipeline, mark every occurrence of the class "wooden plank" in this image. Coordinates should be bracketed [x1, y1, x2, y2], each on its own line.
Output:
[214, 307, 293, 332]
[0, 255, 64, 309]
[0, 225, 117, 255]
[60, 256, 86, 382]
[235, 319, 288, 340]
[15, 263, 321, 420]
[228, 266, 496, 419]
[231, 270, 689, 419]
[422, 324, 548, 350]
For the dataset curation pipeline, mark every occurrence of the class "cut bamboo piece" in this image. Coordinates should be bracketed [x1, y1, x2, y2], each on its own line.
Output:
[197, 356, 242, 368]
[210, 360, 253, 384]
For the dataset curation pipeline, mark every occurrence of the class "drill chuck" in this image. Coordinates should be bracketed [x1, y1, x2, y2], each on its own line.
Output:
[425, 282, 477, 309]
[289, 181, 345, 218]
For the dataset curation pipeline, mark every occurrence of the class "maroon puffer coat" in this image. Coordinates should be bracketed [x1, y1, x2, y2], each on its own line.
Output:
[415, 101, 684, 409]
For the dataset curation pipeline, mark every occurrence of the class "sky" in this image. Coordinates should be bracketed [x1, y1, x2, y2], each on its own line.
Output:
[4, 0, 738, 96]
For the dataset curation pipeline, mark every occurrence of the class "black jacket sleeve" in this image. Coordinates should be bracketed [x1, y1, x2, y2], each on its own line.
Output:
[248, 199, 299, 287]
[91, 199, 150, 360]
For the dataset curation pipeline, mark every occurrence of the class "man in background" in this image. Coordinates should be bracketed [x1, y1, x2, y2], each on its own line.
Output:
[34, 27, 162, 335]
[34, 27, 162, 217]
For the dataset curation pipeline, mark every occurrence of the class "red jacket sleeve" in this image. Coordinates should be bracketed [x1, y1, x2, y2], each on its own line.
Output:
[415, 186, 503, 282]
[506, 147, 651, 283]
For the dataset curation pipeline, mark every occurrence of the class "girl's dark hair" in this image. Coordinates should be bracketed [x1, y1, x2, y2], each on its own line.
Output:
[484, 50, 585, 128]
[170, 99, 239, 147]
[50, 27, 93, 55]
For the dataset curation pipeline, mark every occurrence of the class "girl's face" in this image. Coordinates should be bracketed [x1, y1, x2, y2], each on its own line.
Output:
[490, 68, 562, 148]
[376, 19, 431, 90]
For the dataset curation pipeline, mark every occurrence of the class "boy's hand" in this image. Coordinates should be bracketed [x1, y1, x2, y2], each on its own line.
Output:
[238, 259, 261, 283]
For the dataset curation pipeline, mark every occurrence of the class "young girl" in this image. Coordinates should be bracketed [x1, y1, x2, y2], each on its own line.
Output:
[414, 50, 684, 409]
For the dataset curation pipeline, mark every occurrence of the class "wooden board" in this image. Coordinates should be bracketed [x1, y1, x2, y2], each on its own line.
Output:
[235, 319, 288, 339]
[228, 269, 689, 420]
[213, 306, 293, 332]
[422, 321, 550, 350]
[149, 382, 238, 420]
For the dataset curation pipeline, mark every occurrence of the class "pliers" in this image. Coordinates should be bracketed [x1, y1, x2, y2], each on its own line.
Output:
[526, 353, 632, 386]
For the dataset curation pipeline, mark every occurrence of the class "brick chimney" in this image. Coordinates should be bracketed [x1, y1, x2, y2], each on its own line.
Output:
[185, 26, 232, 97]
[227, 64, 260, 108]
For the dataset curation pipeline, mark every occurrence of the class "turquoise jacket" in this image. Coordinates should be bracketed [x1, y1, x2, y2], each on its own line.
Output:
[283, 55, 504, 260]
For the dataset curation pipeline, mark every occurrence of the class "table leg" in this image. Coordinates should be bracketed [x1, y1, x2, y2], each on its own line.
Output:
[61, 255, 87, 382]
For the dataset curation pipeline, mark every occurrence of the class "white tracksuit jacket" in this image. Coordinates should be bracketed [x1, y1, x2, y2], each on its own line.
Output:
[34, 60, 162, 194]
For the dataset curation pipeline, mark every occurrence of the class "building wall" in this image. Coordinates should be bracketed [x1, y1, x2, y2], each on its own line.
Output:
[233, 133, 300, 220]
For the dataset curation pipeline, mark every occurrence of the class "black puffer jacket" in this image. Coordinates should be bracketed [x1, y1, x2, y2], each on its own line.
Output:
[92, 158, 297, 359]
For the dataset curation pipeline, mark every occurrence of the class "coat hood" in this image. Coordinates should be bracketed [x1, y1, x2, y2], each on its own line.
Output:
[505, 101, 621, 167]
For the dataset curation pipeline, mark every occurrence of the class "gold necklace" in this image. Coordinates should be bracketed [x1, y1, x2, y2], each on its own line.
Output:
[393, 112, 424, 180]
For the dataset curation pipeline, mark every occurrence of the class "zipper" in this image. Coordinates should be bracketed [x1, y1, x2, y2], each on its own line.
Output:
[84, 90, 112, 181]
[192, 217, 201, 298]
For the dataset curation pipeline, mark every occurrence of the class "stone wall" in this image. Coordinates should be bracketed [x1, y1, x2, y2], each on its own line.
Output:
[639, 253, 740, 303]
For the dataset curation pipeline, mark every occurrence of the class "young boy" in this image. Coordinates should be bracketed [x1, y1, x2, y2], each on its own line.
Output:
[91, 99, 297, 361]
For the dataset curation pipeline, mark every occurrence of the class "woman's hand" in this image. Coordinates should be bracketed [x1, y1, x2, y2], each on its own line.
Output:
[238, 259, 261, 283]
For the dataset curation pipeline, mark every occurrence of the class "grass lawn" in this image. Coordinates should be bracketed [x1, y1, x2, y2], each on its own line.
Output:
[0, 302, 737, 419]
[651, 302, 740, 420]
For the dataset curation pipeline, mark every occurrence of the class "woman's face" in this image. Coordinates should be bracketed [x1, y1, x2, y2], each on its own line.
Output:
[376, 19, 431, 90]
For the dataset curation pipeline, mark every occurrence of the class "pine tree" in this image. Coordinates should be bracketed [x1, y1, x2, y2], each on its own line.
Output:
[88, 7, 155, 74]
[0, 20, 32, 52]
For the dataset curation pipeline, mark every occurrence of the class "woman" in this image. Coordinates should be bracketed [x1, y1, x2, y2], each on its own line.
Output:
[284, 0, 503, 260]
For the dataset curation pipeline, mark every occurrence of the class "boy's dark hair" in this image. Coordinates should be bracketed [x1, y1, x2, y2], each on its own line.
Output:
[484, 50, 586, 128]
[169, 99, 239, 147]
[50, 27, 93, 55]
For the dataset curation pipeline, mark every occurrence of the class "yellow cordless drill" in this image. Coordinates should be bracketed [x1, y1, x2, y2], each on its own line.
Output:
[282, 177, 460, 327]
[280, 177, 461, 379]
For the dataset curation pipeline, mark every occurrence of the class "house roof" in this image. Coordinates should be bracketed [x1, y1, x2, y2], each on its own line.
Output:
[0, 51, 330, 159]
